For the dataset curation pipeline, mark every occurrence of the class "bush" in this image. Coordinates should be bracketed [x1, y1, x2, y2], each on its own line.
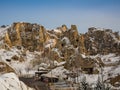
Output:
[80, 77, 89, 90]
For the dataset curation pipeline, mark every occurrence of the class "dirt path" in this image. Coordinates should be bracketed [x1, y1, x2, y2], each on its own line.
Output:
[19, 77, 50, 90]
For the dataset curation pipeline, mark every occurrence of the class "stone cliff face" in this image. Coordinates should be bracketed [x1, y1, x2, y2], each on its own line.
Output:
[4, 22, 120, 57]
[84, 27, 120, 55]
[4, 32, 12, 47]
[78, 35, 86, 54]
[1, 22, 120, 88]
[4, 22, 49, 51]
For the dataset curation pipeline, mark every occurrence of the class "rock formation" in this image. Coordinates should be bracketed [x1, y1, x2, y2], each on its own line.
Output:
[0, 61, 15, 73]
[1, 22, 120, 89]
[4, 22, 48, 51]
[3, 22, 120, 62]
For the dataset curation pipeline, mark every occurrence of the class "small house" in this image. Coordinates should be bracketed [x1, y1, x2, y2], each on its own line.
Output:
[34, 68, 49, 80]
[41, 73, 59, 83]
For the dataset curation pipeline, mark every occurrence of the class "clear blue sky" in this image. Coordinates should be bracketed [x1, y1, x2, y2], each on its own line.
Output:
[0, 0, 120, 33]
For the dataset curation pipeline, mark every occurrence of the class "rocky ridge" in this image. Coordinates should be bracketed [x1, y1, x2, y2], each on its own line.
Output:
[3, 22, 120, 59]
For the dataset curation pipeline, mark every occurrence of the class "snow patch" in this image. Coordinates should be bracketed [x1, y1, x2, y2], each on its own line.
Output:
[61, 37, 70, 44]
[101, 54, 120, 64]
[48, 66, 68, 79]
[54, 61, 66, 66]
[45, 39, 56, 48]
[53, 29, 62, 33]
[0, 26, 10, 38]
[0, 73, 33, 90]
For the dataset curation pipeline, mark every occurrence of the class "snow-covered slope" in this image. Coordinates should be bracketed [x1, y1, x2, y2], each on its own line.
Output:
[0, 26, 10, 37]
[0, 47, 38, 75]
[0, 22, 120, 89]
[0, 26, 10, 45]
[0, 73, 33, 90]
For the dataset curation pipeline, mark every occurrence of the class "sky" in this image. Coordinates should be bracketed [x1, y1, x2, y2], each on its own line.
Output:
[0, 0, 120, 33]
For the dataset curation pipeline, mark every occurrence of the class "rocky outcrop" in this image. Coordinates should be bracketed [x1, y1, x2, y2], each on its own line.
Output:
[61, 24, 67, 32]
[4, 22, 49, 51]
[0, 61, 15, 73]
[1, 22, 120, 89]
[4, 31, 12, 47]
[4, 22, 120, 56]
[84, 27, 120, 55]
[78, 35, 87, 54]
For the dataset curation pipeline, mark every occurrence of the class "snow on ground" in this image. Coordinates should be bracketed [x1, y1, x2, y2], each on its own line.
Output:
[39, 63, 50, 68]
[46, 32, 59, 39]
[0, 36, 119, 89]
[108, 31, 120, 44]
[45, 39, 56, 48]
[0, 73, 33, 90]
[48, 66, 68, 79]
[52, 48, 63, 58]
[89, 53, 120, 66]
[0, 26, 11, 45]
[11, 50, 36, 75]
[78, 74, 98, 87]
[25, 50, 35, 61]
[111, 65, 120, 75]
[81, 54, 87, 58]
[53, 29, 62, 33]
[66, 71, 99, 87]
[61, 37, 70, 44]
[75, 53, 120, 88]
[0, 48, 36, 75]
[0, 26, 10, 37]
[0, 48, 20, 60]
[83, 74, 98, 85]
[101, 53, 120, 64]
[103, 65, 120, 79]
[98, 53, 120, 79]
[111, 86, 120, 90]
[54, 61, 66, 66]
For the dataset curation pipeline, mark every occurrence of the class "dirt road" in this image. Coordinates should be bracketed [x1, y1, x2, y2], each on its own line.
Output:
[19, 77, 50, 90]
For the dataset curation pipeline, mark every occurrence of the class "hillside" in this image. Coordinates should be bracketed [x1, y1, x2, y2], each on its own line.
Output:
[0, 73, 33, 90]
[0, 22, 120, 90]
